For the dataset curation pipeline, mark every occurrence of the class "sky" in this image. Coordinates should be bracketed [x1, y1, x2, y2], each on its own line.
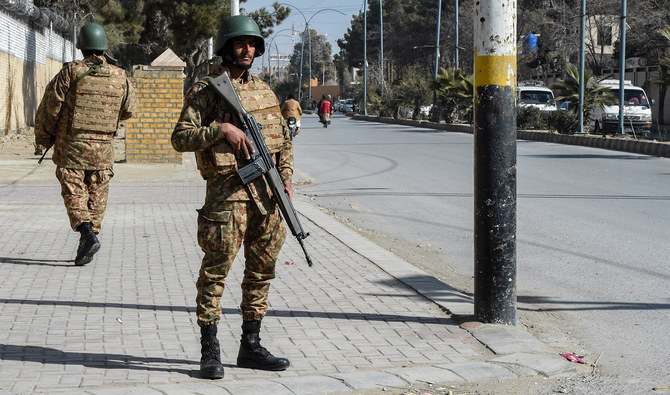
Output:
[241, 0, 364, 73]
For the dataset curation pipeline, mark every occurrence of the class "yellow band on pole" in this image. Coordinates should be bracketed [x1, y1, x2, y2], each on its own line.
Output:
[474, 55, 516, 87]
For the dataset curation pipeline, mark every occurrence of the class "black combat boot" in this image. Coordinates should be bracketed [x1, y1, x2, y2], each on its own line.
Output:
[74, 222, 100, 266]
[237, 320, 290, 371]
[200, 324, 224, 379]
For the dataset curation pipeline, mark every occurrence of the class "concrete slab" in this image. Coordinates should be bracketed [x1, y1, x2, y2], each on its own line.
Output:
[271, 375, 352, 394]
[330, 370, 409, 390]
[436, 361, 518, 381]
[385, 366, 463, 385]
[470, 325, 552, 354]
[218, 378, 294, 395]
[491, 353, 577, 377]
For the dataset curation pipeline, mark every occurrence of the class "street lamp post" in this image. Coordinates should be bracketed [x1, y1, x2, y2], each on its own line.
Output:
[434, 0, 442, 104]
[280, 3, 344, 109]
[363, 0, 368, 115]
[618, 0, 627, 135]
[266, 29, 293, 87]
[454, 0, 459, 69]
[267, 39, 281, 87]
[578, 0, 586, 133]
[380, 0, 384, 95]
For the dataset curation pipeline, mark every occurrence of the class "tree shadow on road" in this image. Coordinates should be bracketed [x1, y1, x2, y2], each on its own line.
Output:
[517, 295, 670, 312]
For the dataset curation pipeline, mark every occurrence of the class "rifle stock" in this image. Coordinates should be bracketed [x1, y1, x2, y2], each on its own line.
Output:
[209, 72, 313, 267]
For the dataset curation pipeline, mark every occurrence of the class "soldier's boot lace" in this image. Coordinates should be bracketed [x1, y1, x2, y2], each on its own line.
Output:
[237, 320, 290, 371]
[75, 222, 100, 266]
[200, 324, 224, 379]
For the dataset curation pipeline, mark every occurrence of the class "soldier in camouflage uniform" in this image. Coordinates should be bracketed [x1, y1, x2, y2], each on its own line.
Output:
[34, 23, 136, 266]
[171, 15, 292, 380]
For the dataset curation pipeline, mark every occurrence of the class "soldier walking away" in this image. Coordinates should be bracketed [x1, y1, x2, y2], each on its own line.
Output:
[34, 23, 136, 267]
[171, 15, 293, 380]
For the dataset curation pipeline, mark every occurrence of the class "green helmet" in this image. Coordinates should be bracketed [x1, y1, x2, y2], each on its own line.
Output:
[214, 15, 265, 57]
[76, 23, 108, 51]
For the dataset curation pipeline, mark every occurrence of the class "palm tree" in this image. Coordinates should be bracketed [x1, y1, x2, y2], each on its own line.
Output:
[395, 65, 432, 120]
[551, 64, 615, 132]
[653, 27, 670, 128]
[435, 68, 474, 123]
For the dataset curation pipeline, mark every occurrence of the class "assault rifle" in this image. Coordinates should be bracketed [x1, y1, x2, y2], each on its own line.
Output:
[209, 72, 313, 267]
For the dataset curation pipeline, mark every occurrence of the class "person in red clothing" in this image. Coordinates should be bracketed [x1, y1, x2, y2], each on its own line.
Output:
[318, 94, 333, 128]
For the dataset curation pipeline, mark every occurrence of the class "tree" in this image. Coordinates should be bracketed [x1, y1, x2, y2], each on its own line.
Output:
[435, 67, 474, 123]
[653, 27, 670, 126]
[394, 65, 431, 120]
[517, 0, 580, 79]
[551, 64, 616, 131]
[35, 1, 290, 90]
[287, 28, 334, 100]
[337, 0, 475, 85]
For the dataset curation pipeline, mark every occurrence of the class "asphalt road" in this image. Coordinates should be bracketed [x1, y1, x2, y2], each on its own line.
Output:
[292, 113, 670, 391]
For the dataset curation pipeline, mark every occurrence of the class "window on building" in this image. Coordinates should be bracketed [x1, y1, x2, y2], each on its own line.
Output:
[598, 26, 612, 46]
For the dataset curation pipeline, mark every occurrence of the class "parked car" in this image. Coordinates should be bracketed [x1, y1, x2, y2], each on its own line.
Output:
[517, 81, 557, 112]
[342, 98, 356, 112]
[334, 100, 345, 112]
[590, 79, 653, 135]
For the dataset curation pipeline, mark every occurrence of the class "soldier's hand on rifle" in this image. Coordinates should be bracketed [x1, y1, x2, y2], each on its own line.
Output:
[219, 122, 255, 160]
[283, 179, 293, 201]
[34, 144, 46, 156]
[34, 139, 53, 156]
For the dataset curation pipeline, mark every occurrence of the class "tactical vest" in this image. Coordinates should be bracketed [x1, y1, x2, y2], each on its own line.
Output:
[68, 61, 127, 140]
[196, 73, 285, 178]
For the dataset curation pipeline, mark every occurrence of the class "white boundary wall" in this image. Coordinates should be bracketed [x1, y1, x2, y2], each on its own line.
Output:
[0, 9, 76, 133]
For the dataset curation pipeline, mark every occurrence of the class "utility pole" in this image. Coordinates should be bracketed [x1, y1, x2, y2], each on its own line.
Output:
[473, 0, 517, 325]
[454, 0, 459, 69]
[72, 0, 78, 61]
[363, 0, 368, 115]
[618, 0, 627, 134]
[578, 0, 585, 133]
[380, 0, 384, 95]
[434, 0, 441, 103]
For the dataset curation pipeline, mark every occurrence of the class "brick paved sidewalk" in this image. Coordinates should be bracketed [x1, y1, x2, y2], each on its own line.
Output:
[0, 157, 573, 394]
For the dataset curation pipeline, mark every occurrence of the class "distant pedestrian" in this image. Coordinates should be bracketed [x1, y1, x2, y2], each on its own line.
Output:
[34, 23, 136, 266]
[171, 15, 292, 380]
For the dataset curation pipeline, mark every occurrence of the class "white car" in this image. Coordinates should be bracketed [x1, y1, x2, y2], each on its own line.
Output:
[342, 99, 356, 112]
[517, 81, 556, 112]
[591, 79, 653, 135]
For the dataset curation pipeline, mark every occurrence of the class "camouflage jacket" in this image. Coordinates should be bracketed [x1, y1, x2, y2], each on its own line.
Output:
[172, 65, 293, 205]
[34, 55, 137, 169]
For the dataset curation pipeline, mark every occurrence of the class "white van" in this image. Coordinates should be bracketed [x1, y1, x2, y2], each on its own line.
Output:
[517, 81, 557, 112]
[591, 80, 653, 135]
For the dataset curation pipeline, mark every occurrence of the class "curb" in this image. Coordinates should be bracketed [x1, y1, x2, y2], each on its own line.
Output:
[351, 115, 670, 157]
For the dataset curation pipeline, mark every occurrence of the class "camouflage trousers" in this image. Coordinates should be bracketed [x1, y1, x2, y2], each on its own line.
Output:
[196, 200, 286, 327]
[55, 167, 113, 233]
